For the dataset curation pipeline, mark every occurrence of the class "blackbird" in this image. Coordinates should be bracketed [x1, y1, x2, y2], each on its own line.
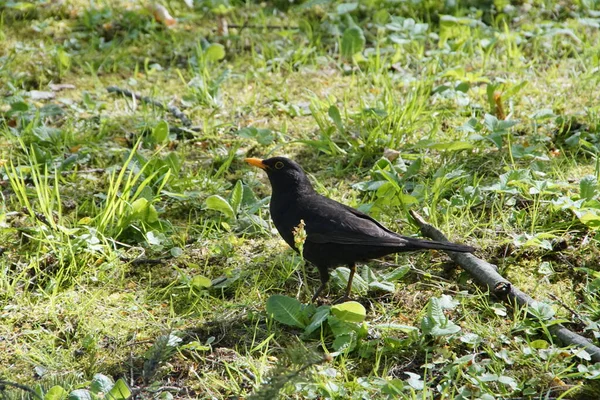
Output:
[245, 156, 475, 302]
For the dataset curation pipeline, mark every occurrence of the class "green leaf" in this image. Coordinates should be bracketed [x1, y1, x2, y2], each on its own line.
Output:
[230, 180, 243, 216]
[68, 390, 92, 400]
[332, 267, 368, 294]
[331, 301, 366, 323]
[266, 295, 307, 329]
[191, 275, 212, 289]
[328, 105, 344, 134]
[303, 305, 331, 336]
[421, 297, 461, 336]
[10, 101, 29, 112]
[170, 247, 184, 257]
[581, 175, 597, 201]
[328, 315, 359, 337]
[368, 280, 395, 292]
[382, 266, 410, 281]
[204, 195, 234, 219]
[106, 379, 131, 400]
[577, 212, 600, 229]
[205, 43, 226, 62]
[131, 198, 159, 223]
[45, 386, 67, 400]
[332, 332, 357, 352]
[90, 374, 114, 394]
[237, 127, 275, 145]
[336, 2, 358, 14]
[152, 120, 169, 143]
[341, 26, 365, 58]
[529, 339, 549, 349]
[181, 340, 211, 352]
[406, 372, 424, 390]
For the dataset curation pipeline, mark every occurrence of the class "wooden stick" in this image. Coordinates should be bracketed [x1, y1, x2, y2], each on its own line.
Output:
[107, 86, 191, 127]
[409, 210, 600, 362]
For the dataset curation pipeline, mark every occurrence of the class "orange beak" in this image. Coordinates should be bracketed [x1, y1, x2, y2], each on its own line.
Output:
[244, 158, 267, 170]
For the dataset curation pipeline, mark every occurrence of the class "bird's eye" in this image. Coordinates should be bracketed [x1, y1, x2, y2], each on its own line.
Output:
[275, 161, 285, 169]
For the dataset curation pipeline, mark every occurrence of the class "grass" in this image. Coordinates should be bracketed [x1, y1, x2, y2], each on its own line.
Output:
[2, 0, 600, 398]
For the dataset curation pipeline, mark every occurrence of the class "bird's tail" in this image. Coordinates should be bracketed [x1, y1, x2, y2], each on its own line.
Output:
[403, 237, 475, 253]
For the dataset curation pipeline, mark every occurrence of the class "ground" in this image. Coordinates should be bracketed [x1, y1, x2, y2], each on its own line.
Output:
[1, 0, 600, 399]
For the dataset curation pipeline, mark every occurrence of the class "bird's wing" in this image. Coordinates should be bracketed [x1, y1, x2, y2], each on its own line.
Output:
[302, 195, 406, 247]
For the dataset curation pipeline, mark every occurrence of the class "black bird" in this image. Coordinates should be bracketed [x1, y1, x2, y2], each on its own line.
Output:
[245, 156, 475, 302]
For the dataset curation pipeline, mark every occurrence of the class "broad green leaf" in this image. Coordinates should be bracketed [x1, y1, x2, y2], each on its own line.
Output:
[266, 295, 306, 329]
[368, 280, 395, 292]
[382, 266, 410, 281]
[45, 386, 67, 400]
[405, 372, 424, 390]
[581, 175, 597, 201]
[327, 315, 358, 337]
[459, 332, 481, 345]
[429, 321, 461, 336]
[332, 332, 357, 352]
[421, 297, 461, 336]
[230, 180, 243, 215]
[191, 275, 212, 289]
[331, 301, 366, 323]
[382, 379, 404, 395]
[438, 294, 459, 310]
[237, 127, 275, 145]
[531, 108, 555, 119]
[204, 195, 234, 219]
[303, 306, 331, 336]
[578, 212, 600, 229]
[205, 43, 226, 62]
[170, 247, 184, 257]
[528, 301, 555, 320]
[90, 374, 113, 394]
[336, 2, 358, 14]
[332, 267, 368, 294]
[7, 1, 36, 10]
[10, 101, 29, 112]
[181, 341, 211, 351]
[68, 390, 92, 400]
[498, 375, 518, 390]
[106, 379, 131, 400]
[131, 198, 159, 223]
[341, 26, 365, 58]
[529, 339, 549, 349]
[152, 120, 169, 143]
[328, 105, 344, 134]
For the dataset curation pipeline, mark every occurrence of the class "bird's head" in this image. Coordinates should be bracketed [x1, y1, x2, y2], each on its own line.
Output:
[245, 156, 313, 194]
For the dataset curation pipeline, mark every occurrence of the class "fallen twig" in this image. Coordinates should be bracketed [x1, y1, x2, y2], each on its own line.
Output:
[227, 23, 299, 31]
[409, 210, 600, 363]
[107, 86, 192, 127]
[0, 380, 43, 400]
[60, 168, 106, 175]
[120, 256, 169, 266]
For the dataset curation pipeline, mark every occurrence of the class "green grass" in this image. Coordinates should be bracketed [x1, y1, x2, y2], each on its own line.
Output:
[2, 0, 600, 398]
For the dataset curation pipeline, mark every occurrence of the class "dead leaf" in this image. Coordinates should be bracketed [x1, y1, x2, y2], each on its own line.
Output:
[28, 90, 55, 100]
[49, 83, 76, 91]
[150, 4, 176, 26]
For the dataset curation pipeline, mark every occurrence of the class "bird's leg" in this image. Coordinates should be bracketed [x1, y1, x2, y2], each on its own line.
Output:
[311, 268, 330, 303]
[345, 263, 356, 298]
[334, 263, 356, 304]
